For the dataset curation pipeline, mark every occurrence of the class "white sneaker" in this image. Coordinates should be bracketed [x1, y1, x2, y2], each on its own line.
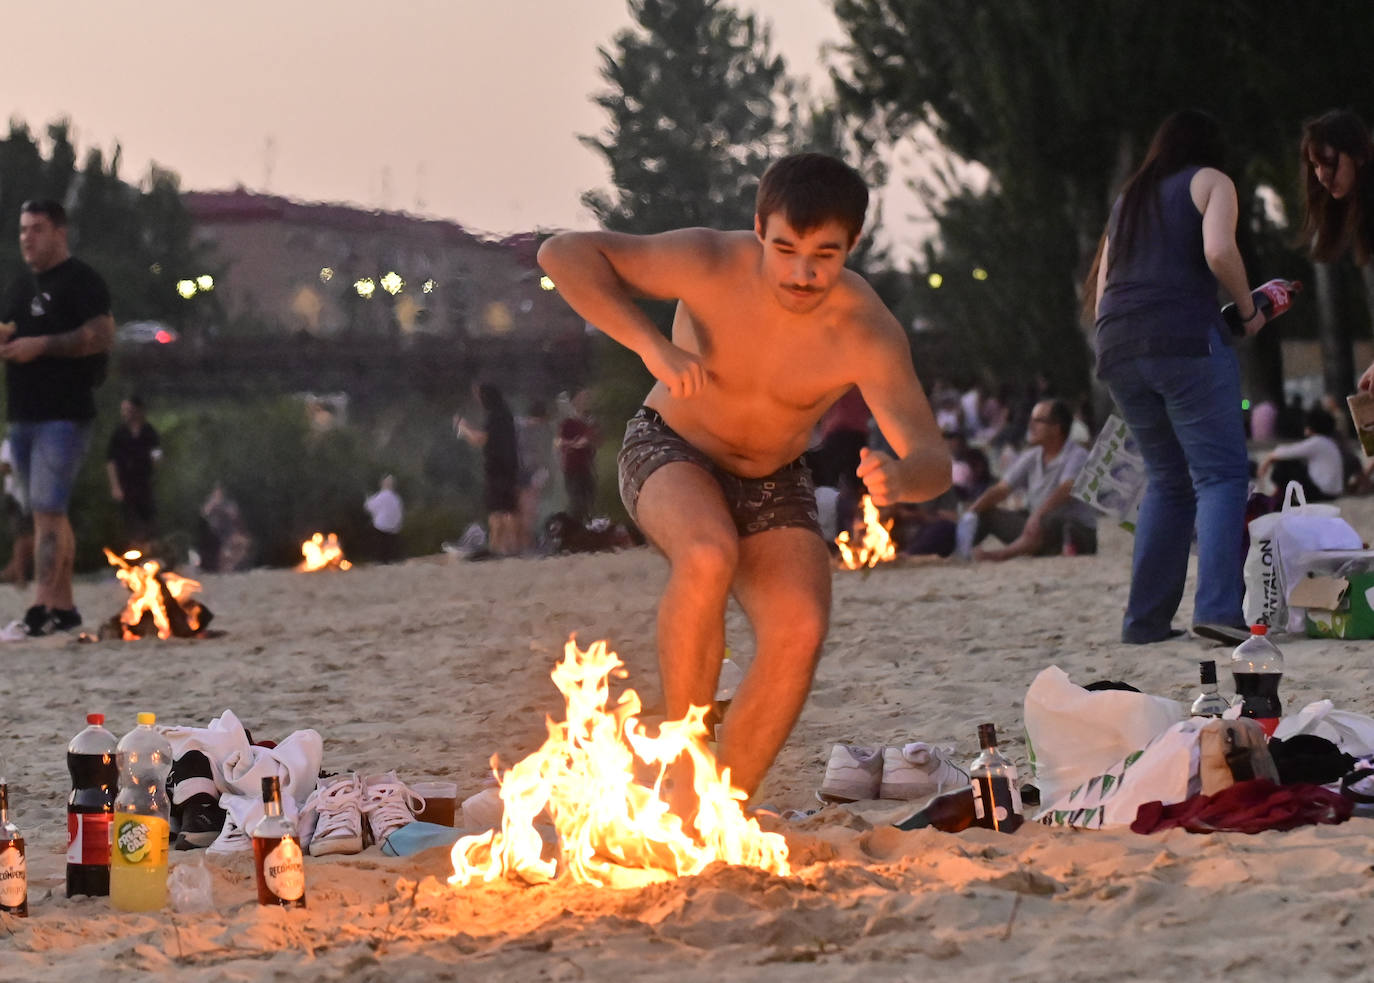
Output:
[880, 742, 970, 800]
[206, 814, 251, 855]
[818, 744, 883, 802]
[303, 773, 366, 857]
[362, 771, 425, 848]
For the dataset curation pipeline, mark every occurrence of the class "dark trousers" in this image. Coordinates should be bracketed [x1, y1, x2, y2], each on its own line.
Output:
[974, 506, 1098, 555]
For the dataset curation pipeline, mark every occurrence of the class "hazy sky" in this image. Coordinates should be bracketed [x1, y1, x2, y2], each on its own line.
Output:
[6, 1, 872, 238]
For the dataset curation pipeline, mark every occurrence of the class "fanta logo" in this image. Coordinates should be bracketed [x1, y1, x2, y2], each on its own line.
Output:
[117, 819, 151, 863]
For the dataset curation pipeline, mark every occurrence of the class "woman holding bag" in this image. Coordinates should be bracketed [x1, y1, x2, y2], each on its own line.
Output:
[1089, 110, 1265, 645]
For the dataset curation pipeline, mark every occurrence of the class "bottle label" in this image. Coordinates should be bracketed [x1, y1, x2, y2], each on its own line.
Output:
[112, 815, 168, 868]
[67, 812, 112, 866]
[971, 776, 1023, 829]
[0, 843, 25, 908]
[263, 839, 305, 901]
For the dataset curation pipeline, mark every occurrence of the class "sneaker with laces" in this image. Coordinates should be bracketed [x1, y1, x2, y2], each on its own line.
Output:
[362, 771, 425, 848]
[303, 773, 366, 856]
[818, 744, 884, 803]
[879, 742, 970, 800]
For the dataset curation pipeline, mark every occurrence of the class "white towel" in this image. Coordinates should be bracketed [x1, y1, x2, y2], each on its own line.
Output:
[159, 709, 323, 831]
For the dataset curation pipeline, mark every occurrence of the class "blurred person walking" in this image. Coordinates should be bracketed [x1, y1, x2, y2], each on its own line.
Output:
[0, 437, 33, 588]
[1090, 110, 1266, 645]
[363, 474, 404, 563]
[0, 200, 114, 636]
[556, 388, 600, 521]
[516, 398, 556, 552]
[106, 394, 161, 550]
[456, 383, 520, 556]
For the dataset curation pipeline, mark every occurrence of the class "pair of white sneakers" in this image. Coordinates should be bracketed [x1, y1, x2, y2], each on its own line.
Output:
[300, 771, 427, 856]
[818, 742, 969, 803]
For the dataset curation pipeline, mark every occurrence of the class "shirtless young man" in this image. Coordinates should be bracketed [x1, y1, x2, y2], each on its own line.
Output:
[537, 153, 951, 799]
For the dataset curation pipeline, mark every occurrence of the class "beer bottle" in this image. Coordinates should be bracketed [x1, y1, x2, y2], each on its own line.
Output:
[0, 767, 27, 917]
[252, 776, 306, 908]
[892, 784, 975, 832]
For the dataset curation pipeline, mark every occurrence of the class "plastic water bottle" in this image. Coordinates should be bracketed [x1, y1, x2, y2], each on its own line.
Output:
[1222, 278, 1302, 336]
[110, 713, 172, 912]
[1231, 626, 1284, 737]
[67, 713, 118, 897]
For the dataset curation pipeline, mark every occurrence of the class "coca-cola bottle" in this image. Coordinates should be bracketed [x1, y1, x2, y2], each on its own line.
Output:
[1223, 279, 1302, 336]
[969, 724, 1024, 833]
[252, 776, 306, 908]
[0, 760, 26, 917]
[67, 713, 118, 897]
[1231, 625, 1284, 737]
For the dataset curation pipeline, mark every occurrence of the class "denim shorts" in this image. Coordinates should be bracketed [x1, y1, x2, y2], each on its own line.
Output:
[617, 406, 822, 538]
[8, 419, 93, 513]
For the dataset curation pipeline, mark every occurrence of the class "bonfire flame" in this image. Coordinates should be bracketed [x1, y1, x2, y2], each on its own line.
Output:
[103, 549, 206, 640]
[449, 637, 790, 889]
[835, 495, 896, 570]
[298, 532, 352, 572]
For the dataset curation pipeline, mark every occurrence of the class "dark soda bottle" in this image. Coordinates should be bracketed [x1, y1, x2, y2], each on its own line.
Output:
[969, 723, 1024, 833]
[67, 713, 118, 897]
[1223, 278, 1302, 336]
[1231, 625, 1283, 737]
[252, 776, 306, 908]
[0, 768, 26, 917]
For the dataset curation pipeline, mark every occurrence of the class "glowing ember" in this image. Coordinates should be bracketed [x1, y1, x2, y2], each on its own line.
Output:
[103, 548, 208, 640]
[835, 495, 896, 570]
[449, 637, 790, 888]
[298, 532, 352, 572]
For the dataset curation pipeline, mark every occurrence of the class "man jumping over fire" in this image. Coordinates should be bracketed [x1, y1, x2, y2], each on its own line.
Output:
[538, 153, 950, 802]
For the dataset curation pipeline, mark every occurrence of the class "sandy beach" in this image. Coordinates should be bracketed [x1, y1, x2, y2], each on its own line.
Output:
[4, 500, 1374, 982]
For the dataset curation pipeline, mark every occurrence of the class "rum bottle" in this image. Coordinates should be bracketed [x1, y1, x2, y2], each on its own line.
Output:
[969, 723, 1023, 833]
[0, 773, 26, 917]
[252, 776, 306, 908]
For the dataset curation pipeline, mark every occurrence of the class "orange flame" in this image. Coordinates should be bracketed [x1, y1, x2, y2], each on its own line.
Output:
[103, 548, 205, 640]
[835, 495, 896, 570]
[449, 637, 790, 888]
[298, 532, 352, 571]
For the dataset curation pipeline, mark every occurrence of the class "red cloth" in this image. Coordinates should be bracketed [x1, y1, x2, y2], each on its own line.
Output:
[1131, 779, 1352, 834]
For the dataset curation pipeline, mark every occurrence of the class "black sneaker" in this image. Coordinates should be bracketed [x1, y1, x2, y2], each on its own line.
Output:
[22, 604, 50, 637]
[48, 608, 82, 632]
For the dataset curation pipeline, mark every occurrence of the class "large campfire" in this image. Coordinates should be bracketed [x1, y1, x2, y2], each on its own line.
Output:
[101, 549, 213, 640]
[449, 637, 790, 889]
[835, 495, 896, 570]
[298, 532, 352, 572]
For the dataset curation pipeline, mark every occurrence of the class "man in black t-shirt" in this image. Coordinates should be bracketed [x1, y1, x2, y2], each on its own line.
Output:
[0, 200, 114, 637]
[106, 394, 161, 548]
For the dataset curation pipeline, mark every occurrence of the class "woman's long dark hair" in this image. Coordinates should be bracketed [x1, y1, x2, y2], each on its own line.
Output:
[1299, 109, 1374, 264]
[1081, 109, 1225, 320]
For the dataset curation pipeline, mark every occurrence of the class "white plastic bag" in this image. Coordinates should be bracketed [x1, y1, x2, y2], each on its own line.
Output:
[1244, 482, 1361, 631]
[1037, 719, 1204, 829]
[1272, 699, 1374, 757]
[1023, 666, 1186, 807]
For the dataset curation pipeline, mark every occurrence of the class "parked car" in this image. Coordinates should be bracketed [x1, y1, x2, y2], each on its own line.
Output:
[117, 321, 179, 345]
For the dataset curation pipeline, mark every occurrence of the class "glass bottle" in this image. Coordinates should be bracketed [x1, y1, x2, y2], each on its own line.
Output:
[252, 776, 306, 908]
[1190, 661, 1231, 718]
[0, 763, 26, 918]
[968, 723, 1023, 833]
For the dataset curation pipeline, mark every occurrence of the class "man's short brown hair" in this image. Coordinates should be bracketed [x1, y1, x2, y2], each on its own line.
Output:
[21, 199, 67, 227]
[755, 153, 868, 244]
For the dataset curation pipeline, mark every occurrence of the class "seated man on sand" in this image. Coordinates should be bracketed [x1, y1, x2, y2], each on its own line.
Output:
[537, 153, 951, 805]
[960, 398, 1097, 561]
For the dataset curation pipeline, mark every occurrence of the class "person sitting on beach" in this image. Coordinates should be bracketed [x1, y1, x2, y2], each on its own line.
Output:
[961, 398, 1098, 561]
[1258, 406, 1344, 502]
[537, 152, 951, 802]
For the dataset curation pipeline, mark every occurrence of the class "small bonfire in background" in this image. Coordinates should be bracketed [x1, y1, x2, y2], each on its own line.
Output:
[298, 532, 352, 572]
[449, 637, 789, 890]
[835, 495, 896, 570]
[102, 549, 213, 640]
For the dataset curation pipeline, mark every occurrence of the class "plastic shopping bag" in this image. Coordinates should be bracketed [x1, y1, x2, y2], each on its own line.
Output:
[1243, 481, 1360, 631]
[1023, 666, 1186, 807]
[1273, 700, 1374, 757]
